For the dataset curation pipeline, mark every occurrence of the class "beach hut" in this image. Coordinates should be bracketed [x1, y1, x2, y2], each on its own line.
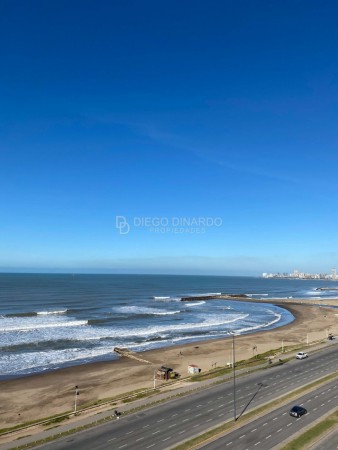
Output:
[188, 364, 201, 374]
[156, 366, 173, 380]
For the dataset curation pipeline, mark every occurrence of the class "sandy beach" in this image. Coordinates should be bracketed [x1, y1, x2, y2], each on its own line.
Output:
[1, 298, 338, 429]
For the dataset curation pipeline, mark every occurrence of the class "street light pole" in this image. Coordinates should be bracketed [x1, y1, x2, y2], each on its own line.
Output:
[232, 333, 236, 421]
[74, 386, 79, 413]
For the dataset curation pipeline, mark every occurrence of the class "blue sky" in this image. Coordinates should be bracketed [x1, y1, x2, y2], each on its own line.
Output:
[1, 0, 338, 275]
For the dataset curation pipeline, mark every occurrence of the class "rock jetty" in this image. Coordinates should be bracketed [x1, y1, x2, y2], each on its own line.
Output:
[180, 294, 249, 302]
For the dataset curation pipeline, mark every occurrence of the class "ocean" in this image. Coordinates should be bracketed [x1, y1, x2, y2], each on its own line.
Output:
[1, 273, 337, 379]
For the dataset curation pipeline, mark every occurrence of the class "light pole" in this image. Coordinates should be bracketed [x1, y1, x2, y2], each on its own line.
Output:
[74, 385, 79, 413]
[231, 333, 236, 421]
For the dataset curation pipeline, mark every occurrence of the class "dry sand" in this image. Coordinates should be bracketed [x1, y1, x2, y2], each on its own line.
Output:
[1, 298, 338, 429]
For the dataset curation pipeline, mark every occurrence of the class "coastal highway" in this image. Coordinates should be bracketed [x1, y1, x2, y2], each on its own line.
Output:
[35, 344, 338, 450]
[201, 378, 338, 449]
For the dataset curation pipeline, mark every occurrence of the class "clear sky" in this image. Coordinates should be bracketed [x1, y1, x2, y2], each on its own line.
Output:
[1, 0, 338, 275]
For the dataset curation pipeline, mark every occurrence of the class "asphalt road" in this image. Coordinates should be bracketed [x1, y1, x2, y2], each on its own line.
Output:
[201, 378, 338, 449]
[36, 344, 338, 450]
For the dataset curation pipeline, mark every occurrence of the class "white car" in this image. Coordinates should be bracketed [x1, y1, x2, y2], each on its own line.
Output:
[296, 352, 308, 359]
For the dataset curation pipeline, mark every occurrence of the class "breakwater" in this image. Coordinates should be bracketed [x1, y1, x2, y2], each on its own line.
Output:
[180, 294, 249, 301]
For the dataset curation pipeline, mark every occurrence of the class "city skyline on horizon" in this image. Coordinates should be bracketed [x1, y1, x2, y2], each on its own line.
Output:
[1, 1, 338, 275]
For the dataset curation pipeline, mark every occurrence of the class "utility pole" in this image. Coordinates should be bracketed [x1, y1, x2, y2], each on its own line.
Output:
[74, 386, 79, 413]
[232, 333, 236, 421]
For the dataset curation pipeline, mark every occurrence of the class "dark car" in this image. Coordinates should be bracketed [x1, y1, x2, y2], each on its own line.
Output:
[289, 405, 307, 418]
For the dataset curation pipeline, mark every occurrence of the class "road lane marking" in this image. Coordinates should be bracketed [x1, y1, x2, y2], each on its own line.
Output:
[157, 418, 164, 422]
[277, 428, 282, 433]
[152, 430, 160, 435]
[107, 438, 116, 442]
[266, 435, 271, 439]
[162, 437, 171, 441]
[126, 430, 133, 434]
[263, 422, 268, 426]
[226, 442, 232, 446]
[254, 441, 261, 446]
[239, 435, 246, 439]
[251, 428, 257, 432]
[168, 423, 176, 428]
[136, 437, 144, 442]
[143, 424, 150, 428]
[179, 430, 186, 435]
[146, 445, 155, 449]
[118, 446, 127, 449]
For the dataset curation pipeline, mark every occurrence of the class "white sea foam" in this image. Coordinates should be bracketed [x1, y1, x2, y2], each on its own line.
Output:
[1, 320, 88, 332]
[111, 313, 250, 338]
[114, 305, 180, 316]
[153, 296, 181, 302]
[185, 301, 206, 307]
[236, 312, 282, 334]
[0, 345, 115, 376]
[37, 309, 68, 315]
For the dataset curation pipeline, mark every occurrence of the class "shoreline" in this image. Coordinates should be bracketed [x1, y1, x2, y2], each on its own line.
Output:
[1, 298, 338, 428]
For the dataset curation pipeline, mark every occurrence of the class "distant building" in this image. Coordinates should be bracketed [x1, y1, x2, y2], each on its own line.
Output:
[261, 268, 338, 280]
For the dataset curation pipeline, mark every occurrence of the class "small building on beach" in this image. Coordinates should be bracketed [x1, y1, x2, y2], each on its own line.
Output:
[188, 364, 201, 374]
